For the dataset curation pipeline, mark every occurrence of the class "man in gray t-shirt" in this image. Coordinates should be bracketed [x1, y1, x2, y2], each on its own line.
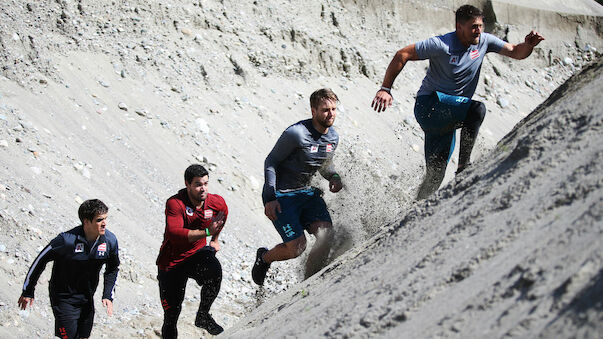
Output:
[371, 4, 544, 200]
[252, 88, 343, 285]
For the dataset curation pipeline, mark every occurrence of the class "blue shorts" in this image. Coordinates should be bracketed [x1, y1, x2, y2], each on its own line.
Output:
[414, 92, 471, 164]
[272, 188, 332, 243]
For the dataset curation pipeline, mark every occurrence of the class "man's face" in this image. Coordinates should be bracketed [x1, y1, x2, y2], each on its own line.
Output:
[186, 175, 209, 204]
[83, 213, 107, 239]
[456, 16, 483, 46]
[311, 99, 337, 129]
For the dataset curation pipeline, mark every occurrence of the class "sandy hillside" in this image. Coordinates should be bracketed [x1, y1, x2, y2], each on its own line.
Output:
[0, 0, 601, 338]
[225, 54, 603, 339]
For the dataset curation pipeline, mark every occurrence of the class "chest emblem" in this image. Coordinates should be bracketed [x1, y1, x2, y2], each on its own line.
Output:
[470, 49, 480, 60]
[185, 206, 194, 216]
[204, 210, 213, 219]
[310, 145, 319, 153]
[97, 243, 106, 256]
[75, 243, 84, 253]
[326, 144, 334, 153]
[449, 55, 460, 65]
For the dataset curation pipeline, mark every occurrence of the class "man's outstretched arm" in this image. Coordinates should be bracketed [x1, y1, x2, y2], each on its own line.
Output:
[498, 30, 545, 60]
[372, 44, 419, 112]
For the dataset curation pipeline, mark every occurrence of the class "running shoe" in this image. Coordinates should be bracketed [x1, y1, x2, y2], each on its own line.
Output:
[252, 247, 270, 285]
[195, 311, 224, 335]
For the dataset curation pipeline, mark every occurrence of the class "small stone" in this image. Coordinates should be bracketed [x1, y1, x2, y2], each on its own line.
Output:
[30, 167, 42, 175]
[411, 144, 420, 153]
[74, 196, 84, 204]
[484, 75, 492, 86]
[181, 28, 192, 36]
[120, 69, 127, 78]
[39, 79, 47, 85]
[247, 175, 260, 190]
[118, 102, 128, 111]
[195, 118, 209, 134]
[20, 120, 34, 130]
[497, 96, 509, 108]
[135, 109, 148, 117]
[81, 168, 91, 179]
[99, 80, 110, 87]
[0, 140, 8, 148]
[195, 155, 209, 163]
[12, 33, 20, 41]
[562, 57, 573, 66]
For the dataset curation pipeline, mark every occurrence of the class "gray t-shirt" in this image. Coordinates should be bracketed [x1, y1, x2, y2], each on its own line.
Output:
[415, 31, 506, 98]
[262, 119, 339, 204]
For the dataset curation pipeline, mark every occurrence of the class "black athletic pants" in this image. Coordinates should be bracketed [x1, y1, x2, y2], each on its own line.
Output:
[158, 247, 222, 339]
[50, 294, 94, 339]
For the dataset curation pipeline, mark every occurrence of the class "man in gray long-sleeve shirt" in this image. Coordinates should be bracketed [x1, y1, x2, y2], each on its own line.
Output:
[252, 88, 343, 285]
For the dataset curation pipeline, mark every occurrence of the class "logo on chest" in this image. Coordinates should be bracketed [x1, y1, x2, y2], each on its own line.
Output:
[326, 144, 334, 153]
[204, 210, 213, 219]
[97, 243, 107, 256]
[310, 144, 319, 153]
[75, 243, 84, 253]
[185, 206, 194, 216]
[470, 49, 480, 60]
[449, 55, 460, 65]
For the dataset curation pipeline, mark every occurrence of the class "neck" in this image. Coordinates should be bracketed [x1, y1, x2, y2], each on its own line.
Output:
[188, 192, 205, 209]
[83, 228, 99, 242]
[312, 119, 328, 134]
[455, 31, 470, 48]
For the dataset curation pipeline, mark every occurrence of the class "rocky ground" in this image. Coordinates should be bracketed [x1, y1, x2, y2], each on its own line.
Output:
[0, 0, 601, 338]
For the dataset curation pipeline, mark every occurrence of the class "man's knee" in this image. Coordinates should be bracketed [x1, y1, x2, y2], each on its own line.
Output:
[285, 236, 307, 258]
[191, 254, 222, 284]
[467, 101, 486, 125]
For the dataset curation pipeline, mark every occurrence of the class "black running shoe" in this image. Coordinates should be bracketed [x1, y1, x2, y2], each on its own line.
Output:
[195, 312, 224, 335]
[252, 247, 270, 285]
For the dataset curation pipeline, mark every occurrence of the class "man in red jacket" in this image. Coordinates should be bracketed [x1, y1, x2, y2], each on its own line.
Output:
[156, 164, 227, 337]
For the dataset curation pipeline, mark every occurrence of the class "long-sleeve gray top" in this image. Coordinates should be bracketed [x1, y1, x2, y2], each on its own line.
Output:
[262, 119, 339, 204]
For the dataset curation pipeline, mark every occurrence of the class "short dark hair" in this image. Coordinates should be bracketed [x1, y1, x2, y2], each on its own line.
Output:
[310, 88, 338, 110]
[78, 199, 108, 223]
[184, 164, 209, 184]
[455, 5, 483, 24]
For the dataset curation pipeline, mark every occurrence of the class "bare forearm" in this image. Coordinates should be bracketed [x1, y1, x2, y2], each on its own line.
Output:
[381, 51, 406, 88]
[509, 42, 534, 60]
[211, 232, 220, 242]
[187, 229, 208, 242]
[381, 44, 417, 88]
[500, 31, 544, 60]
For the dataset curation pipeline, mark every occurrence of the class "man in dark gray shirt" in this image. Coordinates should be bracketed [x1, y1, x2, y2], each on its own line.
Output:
[252, 88, 343, 285]
[371, 4, 544, 199]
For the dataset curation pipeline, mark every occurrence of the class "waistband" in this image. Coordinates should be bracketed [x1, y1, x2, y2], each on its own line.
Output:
[276, 187, 318, 197]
